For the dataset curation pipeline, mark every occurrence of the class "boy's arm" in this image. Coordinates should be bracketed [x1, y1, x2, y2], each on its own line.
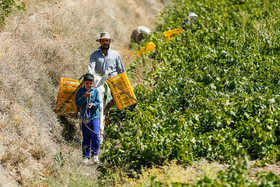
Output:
[75, 89, 86, 108]
[90, 89, 100, 108]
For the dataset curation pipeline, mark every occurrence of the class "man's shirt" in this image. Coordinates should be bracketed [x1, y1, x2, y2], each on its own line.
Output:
[88, 47, 125, 78]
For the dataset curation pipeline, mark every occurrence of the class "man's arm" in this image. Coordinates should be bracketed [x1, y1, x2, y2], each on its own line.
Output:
[116, 53, 125, 74]
[89, 53, 102, 87]
[88, 53, 96, 75]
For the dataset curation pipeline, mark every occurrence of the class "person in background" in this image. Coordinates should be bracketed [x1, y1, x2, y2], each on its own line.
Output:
[88, 31, 125, 143]
[130, 25, 151, 44]
[75, 73, 100, 164]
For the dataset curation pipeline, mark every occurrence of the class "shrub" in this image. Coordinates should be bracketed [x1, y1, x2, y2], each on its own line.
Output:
[102, 0, 280, 175]
[0, 0, 25, 27]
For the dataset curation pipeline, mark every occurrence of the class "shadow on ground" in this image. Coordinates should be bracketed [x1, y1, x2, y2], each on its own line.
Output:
[59, 116, 81, 145]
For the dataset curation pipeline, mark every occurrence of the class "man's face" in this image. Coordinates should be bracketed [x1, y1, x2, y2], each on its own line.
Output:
[100, 38, 111, 50]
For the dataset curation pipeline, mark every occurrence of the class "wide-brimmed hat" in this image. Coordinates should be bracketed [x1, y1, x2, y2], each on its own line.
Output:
[96, 31, 114, 42]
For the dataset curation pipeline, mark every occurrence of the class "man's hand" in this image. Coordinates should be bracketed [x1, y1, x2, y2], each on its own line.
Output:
[103, 70, 109, 80]
[101, 70, 109, 83]
[83, 91, 91, 98]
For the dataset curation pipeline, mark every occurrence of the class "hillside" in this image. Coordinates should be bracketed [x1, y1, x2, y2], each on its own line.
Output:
[0, 0, 170, 185]
[1, 0, 280, 186]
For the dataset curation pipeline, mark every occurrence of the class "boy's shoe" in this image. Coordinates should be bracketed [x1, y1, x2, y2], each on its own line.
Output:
[83, 158, 90, 165]
[93, 155, 99, 164]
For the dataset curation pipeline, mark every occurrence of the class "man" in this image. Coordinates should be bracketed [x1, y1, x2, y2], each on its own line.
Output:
[88, 31, 125, 143]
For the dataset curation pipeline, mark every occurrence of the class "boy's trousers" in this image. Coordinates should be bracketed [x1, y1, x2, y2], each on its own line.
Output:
[81, 118, 100, 158]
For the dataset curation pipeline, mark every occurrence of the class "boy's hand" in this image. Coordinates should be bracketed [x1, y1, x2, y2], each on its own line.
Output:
[87, 104, 93, 108]
[83, 91, 91, 98]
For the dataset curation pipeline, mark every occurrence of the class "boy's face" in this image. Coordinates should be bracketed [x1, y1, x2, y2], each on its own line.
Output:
[83, 80, 94, 91]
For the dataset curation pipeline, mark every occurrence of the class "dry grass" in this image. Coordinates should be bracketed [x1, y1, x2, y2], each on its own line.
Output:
[0, 0, 170, 185]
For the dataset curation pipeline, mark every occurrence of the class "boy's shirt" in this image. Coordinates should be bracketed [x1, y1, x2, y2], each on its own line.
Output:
[75, 87, 100, 119]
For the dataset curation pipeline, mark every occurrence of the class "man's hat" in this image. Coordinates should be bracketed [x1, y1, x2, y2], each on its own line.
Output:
[96, 31, 114, 42]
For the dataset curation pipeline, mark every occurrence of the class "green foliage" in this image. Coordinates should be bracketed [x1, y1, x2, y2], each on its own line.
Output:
[150, 156, 280, 186]
[101, 0, 280, 178]
[53, 151, 65, 167]
[0, 0, 25, 27]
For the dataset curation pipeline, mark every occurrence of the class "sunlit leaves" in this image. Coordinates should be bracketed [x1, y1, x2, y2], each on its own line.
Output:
[102, 0, 280, 174]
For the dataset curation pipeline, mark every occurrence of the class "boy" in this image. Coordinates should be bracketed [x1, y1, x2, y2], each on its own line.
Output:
[75, 73, 100, 164]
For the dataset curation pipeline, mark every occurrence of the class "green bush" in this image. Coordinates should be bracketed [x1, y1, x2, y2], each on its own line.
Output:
[101, 0, 280, 175]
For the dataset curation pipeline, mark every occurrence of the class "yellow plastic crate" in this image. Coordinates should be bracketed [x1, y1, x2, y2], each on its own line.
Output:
[135, 42, 156, 56]
[106, 72, 137, 110]
[163, 28, 184, 40]
[56, 97, 78, 117]
[56, 77, 82, 117]
[57, 78, 82, 98]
